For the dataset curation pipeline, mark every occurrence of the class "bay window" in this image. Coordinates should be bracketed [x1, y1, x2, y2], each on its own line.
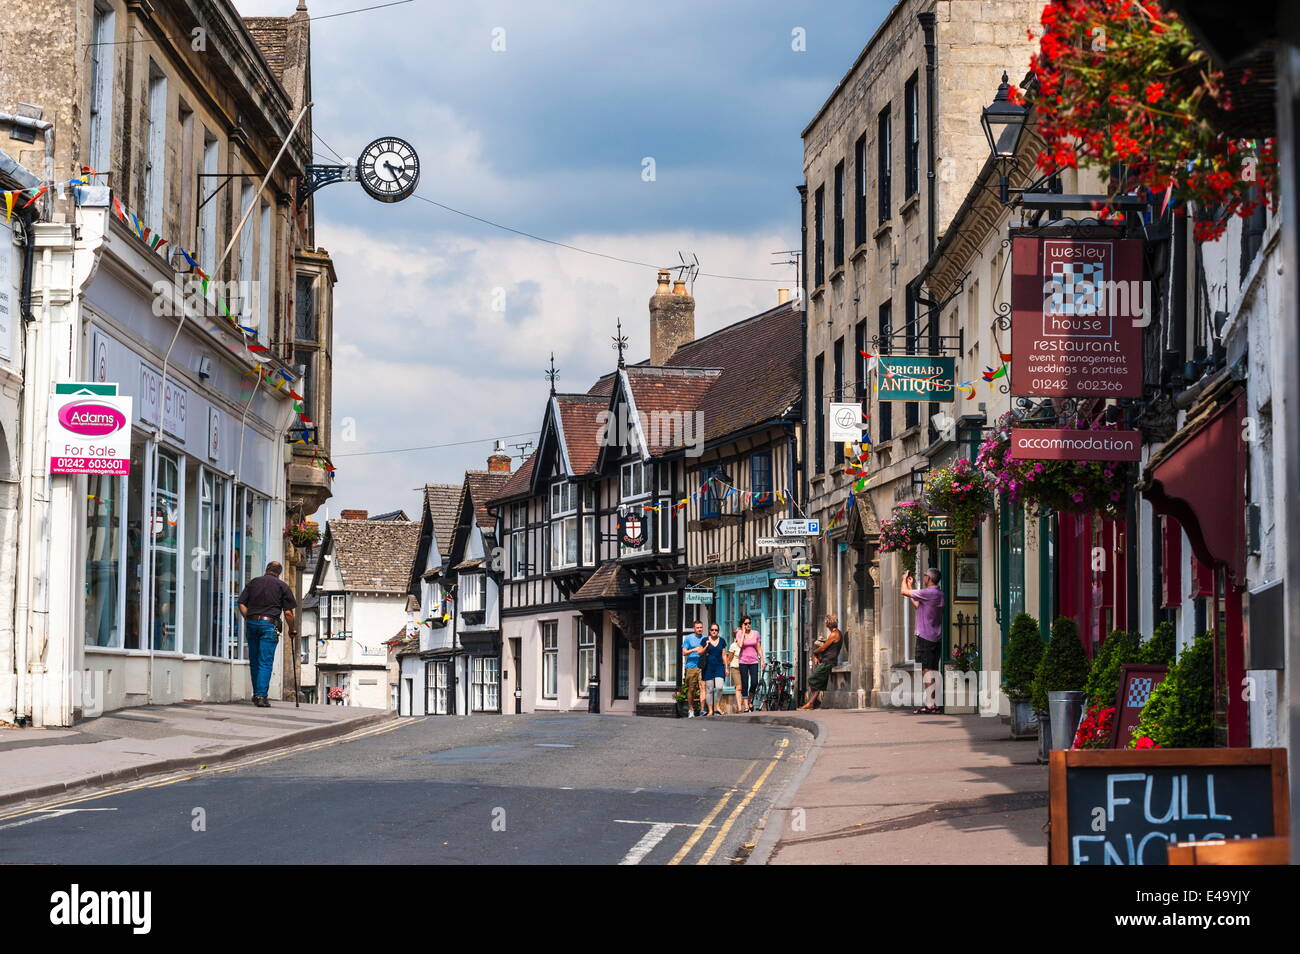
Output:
[581, 484, 596, 566]
[460, 573, 485, 613]
[620, 460, 648, 501]
[510, 501, 528, 579]
[550, 480, 578, 569]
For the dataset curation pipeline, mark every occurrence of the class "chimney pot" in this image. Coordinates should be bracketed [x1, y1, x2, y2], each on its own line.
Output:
[487, 439, 512, 473]
[777, 288, 791, 305]
[649, 272, 695, 365]
[655, 269, 671, 294]
[340, 509, 368, 520]
[671, 279, 687, 295]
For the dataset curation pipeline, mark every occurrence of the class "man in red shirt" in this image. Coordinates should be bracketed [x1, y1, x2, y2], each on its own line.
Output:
[902, 569, 945, 714]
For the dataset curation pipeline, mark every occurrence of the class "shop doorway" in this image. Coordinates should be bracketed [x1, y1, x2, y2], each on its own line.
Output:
[426, 660, 452, 715]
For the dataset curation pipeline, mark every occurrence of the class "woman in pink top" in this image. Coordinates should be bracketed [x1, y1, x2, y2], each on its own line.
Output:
[734, 616, 762, 713]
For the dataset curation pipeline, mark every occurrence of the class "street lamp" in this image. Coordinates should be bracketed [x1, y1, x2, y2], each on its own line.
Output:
[981, 72, 1029, 204]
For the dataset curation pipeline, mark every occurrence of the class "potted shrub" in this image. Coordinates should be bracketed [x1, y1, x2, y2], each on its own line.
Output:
[1139, 620, 1177, 666]
[925, 458, 994, 549]
[1031, 617, 1091, 759]
[1131, 631, 1215, 747]
[674, 683, 690, 718]
[877, 501, 929, 575]
[1083, 629, 1141, 710]
[1001, 612, 1044, 738]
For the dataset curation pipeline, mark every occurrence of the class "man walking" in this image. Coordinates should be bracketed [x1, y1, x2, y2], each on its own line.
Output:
[798, 615, 842, 710]
[902, 568, 945, 713]
[238, 561, 298, 708]
[681, 619, 705, 717]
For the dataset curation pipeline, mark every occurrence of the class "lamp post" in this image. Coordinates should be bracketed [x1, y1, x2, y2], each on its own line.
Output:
[981, 72, 1030, 204]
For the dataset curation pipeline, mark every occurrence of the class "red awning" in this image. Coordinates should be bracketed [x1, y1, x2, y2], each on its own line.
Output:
[1143, 392, 1247, 582]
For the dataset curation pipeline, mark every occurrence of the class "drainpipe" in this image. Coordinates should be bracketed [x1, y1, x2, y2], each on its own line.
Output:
[796, 182, 810, 694]
[918, 12, 938, 257]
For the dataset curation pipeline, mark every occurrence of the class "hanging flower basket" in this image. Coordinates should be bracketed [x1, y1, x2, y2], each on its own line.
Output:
[327, 687, 345, 701]
[975, 413, 1128, 519]
[877, 501, 929, 575]
[924, 458, 994, 549]
[284, 521, 320, 548]
[1025, 0, 1275, 241]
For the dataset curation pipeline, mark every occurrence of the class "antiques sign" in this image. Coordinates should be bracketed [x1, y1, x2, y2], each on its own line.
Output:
[1011, 236, 1145, 399]
[1008, 428, 1143, 461]
[877, 355, 956, 402]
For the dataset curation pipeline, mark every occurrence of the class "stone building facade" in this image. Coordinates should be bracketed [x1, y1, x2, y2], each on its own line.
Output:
[799, 0, 1043, 706]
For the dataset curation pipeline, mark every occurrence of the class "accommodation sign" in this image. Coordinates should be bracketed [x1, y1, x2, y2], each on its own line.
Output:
[1009, 428, 1143, 462]
[876, 355, 956, 402]
[1011, 236, 1145, 398]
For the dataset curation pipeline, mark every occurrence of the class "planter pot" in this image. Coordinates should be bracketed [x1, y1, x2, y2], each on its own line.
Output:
[1047, 690, 1086, 751]
[1009, 698, 1039, 739]
[674, 699, 689, 718]
[942, 667, 980, 714]
[1037, 713, 1052, 763]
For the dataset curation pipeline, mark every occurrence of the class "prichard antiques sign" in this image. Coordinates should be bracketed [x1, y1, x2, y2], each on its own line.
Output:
[1008, 428, 1144, 461]
[1011, 236, 1145, 399]
[877, 355, 956, 402]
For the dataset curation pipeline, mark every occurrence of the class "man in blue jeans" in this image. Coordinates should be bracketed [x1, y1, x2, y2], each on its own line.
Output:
[238, 561, 298, 707]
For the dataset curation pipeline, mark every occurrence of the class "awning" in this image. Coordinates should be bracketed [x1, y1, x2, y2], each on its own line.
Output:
[1142, 390, 1246, 581]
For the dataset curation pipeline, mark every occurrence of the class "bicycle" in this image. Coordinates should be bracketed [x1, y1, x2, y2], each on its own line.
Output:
[752, 654, 796, 711]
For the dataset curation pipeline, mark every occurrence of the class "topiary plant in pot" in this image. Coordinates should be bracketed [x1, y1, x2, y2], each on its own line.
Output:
[1001, 612, 1043, 738]
[1031, 617, 1091, 758]
[1139, 619, 1177, 667]
[1084, 629, 1141, 710]
[1131, 630, 1215, 748]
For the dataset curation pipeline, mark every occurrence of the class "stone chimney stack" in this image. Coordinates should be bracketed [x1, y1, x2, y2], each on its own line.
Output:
[649, 269, 695, 365]
[340, 509, 368, 520]
[487, 438, 512, 473]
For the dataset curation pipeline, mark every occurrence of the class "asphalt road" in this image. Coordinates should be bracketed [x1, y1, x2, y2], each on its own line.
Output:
[0, 714, 809, 865]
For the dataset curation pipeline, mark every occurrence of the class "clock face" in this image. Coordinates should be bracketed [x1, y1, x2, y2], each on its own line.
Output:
[357, 136, 420, 203]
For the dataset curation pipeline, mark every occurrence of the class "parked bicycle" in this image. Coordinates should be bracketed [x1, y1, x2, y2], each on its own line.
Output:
[752, 654, 797, 711]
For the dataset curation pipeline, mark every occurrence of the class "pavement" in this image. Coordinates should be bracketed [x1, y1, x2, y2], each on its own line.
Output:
[0, 700, 392, 809]
[0, 713, 807, 865]
[742, 707, 1048, 865]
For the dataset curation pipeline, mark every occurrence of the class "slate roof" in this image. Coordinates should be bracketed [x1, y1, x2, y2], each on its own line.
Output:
[571, 562, 637, 603]
[423, 483, 462, 555]
[369, 510, 409, 522]
[324, 519, 421, 594]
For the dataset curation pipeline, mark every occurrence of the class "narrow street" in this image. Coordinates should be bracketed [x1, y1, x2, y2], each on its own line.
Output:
[0, 715, 807, 865]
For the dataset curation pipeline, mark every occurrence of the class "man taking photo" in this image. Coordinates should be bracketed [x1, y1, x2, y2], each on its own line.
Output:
[238, 561, 298, 708]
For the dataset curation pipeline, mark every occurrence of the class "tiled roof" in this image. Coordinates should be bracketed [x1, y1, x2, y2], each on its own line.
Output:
[490, 451, 536, 503]
[622, 366, 722, 454]
[242, 17, 290, 77]
[667, 303, 802, 441]
[464, 471, 512, 530]
[325, 519, 421, 594]
[572, 562, 637, 603]
[369, 510, 409, 522]
[556, 393, 608, 475]
[423, 483, 461, 555]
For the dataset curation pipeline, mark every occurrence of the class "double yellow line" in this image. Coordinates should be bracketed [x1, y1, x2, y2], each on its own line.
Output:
[669, 736, 789, 865]
[0, 716, 411, 823]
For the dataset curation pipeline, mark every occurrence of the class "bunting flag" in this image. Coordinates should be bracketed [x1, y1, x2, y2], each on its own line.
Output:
[20, 186, 46, 209]
[2, 191, 13, 224]
[1000, 352, 1013, 364]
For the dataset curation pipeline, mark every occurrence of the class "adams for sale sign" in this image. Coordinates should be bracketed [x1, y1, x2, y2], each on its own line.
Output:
[48, 392, 133, 475]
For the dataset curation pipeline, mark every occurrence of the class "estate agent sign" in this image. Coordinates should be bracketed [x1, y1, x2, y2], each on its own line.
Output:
[1011, 235, 1145, 398]
[48, 390, 133, 475]
[877, 355, 956, 402]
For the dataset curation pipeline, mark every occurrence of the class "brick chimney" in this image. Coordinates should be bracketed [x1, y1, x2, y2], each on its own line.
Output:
[649, 269, 695, 365]
[340, 509, 368, 520]
[487, 438, 512, 473]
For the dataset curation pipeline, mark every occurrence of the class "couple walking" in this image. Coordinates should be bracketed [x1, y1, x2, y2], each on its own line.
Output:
[682, 617, 762, 716]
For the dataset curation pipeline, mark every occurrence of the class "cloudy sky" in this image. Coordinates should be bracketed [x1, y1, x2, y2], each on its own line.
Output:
[237, 0, 891, 518]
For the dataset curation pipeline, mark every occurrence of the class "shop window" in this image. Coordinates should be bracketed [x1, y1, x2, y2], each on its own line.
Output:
[85, 473, 124, 648]
[541, 621, 558, 699]
[125, 438, 147, 650]
[614, 635, 630, 699]
[187, 467, 229, 657]
[151, 448, 181, 652]
[576, 618, 596, 696]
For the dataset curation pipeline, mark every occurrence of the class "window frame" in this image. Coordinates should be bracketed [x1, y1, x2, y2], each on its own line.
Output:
[877, 104, 892, 224]
[541, 621, 559, 699]
[576, 618, 596, 697]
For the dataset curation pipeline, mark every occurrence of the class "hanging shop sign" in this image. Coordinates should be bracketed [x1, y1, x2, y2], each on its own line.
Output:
[828, 402, 866, 441]
[936, 533, 957, 550]
[876, 355, 956, 402]
[48, 391, 133, 475]
[617, 508, 646, 548]
[1009, 427, 1143, 461]
[1048, 748, 1289, 865]
[733, 570, 771, 591]
[1011, 236, 1145, 399]
[928, 515, 951, 532]
[684, 589, 714, 605]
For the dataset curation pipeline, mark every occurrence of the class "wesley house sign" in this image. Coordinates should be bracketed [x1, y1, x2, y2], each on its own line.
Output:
[1010, 235, 1145, 398]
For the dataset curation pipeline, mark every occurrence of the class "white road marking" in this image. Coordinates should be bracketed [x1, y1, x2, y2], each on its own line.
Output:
[534, 743, 574, 748]
[0, 808, 118, 832]
[614, 819, 713, 866]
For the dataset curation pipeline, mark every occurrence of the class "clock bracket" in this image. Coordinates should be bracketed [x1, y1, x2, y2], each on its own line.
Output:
[297, 162, 358, 205]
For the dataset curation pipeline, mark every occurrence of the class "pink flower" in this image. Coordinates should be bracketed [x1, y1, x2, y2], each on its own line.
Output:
[1072, 493, 1085, 503]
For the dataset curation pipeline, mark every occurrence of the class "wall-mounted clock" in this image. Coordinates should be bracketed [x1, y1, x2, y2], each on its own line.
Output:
[357, 136, 420, 203]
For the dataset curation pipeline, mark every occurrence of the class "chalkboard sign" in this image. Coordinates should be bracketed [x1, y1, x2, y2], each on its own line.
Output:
[1109, 664, 1168, 748]
[1049, 748, 1289, 865]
